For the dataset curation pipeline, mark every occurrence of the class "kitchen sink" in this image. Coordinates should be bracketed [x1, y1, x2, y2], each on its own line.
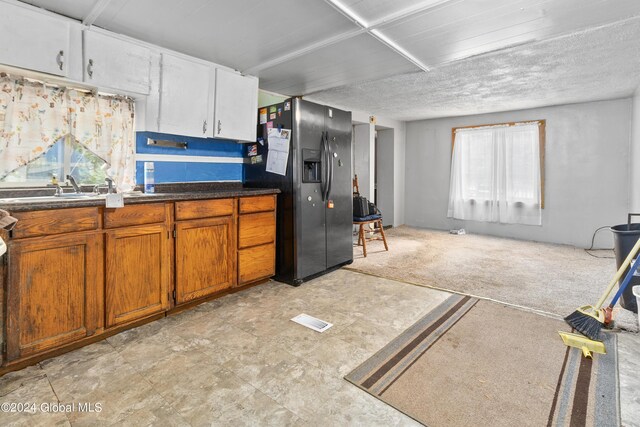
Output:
[0, 194, 106, 203]
[0, 192, 166, 204]
[59, 193, 106, 198]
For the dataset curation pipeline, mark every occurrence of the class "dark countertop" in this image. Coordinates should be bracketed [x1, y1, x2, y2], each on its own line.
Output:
[0, 183, 280, 212]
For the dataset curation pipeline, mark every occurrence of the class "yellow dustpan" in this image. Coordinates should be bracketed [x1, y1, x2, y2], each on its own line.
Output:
[558, 331, 606, 359]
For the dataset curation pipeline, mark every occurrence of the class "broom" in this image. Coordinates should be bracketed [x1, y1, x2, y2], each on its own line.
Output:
[565, 236, 640, 340]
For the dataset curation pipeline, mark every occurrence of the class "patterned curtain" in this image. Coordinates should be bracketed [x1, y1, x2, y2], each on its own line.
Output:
[68, 90, 136, 192]
[0, 74, 136, 192]
[0, 75, 68, 178]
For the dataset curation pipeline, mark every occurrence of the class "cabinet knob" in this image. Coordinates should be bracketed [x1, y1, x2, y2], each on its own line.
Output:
[56, 50, 64, 71]
[87, 59, 94, 78]
[217, 120, 222, 135]
[203, 120, 207, 134]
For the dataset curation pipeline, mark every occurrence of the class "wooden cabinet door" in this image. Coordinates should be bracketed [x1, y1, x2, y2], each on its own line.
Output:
[175, 216, 235, 304]
[6, 233, 103, 361]
[213, 68, 258, 142]
[105, 225, 170, 327]
[83, 30, 151, 94]
[0, 2, 73, 77]
[159, 53, 214, 138]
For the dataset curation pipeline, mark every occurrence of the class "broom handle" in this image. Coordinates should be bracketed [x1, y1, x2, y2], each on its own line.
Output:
[595, 236, 640, 309]
[608, 254, 640, 308]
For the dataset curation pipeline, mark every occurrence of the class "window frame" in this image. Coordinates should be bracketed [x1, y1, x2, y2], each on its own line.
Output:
[450, 119, 546, 209]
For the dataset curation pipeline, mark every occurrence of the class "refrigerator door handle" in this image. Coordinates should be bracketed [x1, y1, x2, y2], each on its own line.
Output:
[320, 131, 327, 201]
[326, 133, 333, 200]
[324, 131, 331, 201]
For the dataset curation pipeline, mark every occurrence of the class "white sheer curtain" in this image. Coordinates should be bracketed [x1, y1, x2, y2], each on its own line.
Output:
[447, 122, 542, 225]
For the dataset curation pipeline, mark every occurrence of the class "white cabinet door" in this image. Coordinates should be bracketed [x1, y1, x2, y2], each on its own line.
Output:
[213, 68, 258, 142]
[83, 31, 151, 95]
[158, 53, 213, 138]
[0, 2, 72, 76]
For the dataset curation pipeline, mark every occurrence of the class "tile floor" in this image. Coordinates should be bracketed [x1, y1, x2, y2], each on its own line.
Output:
[0, 269, 448, 426]
[619, 332, 640, 427]
[1, 268, 638, 426]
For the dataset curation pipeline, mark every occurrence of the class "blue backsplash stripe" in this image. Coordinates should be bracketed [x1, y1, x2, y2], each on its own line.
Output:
[135, 131, 244, 183]
[135, 161, 242, 183]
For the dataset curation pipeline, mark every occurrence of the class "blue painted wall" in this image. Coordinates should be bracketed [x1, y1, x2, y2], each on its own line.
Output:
[135, 132, 244, 183]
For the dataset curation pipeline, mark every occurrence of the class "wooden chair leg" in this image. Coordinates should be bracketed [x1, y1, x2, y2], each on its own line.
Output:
[357, 224, 363, 246]
[360, 224, 367, 257]
[378, 220, 388, 251]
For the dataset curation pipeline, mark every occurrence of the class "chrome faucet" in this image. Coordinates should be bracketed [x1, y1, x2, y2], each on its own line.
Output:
[105, 177, 114, 194]
[66, 175, 81, 193]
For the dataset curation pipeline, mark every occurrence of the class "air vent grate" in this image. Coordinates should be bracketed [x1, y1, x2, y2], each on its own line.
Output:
[291, 314, 333, 333]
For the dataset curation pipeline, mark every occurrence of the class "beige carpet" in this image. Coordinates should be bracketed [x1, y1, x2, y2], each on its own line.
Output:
[349, 226, 614, 316]
[346, 295, 619, 427]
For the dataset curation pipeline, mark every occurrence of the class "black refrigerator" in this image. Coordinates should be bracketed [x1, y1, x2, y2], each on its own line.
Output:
[244, 98, 353, 285]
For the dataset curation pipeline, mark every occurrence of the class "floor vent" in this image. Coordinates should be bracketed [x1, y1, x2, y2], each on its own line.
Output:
[291, 314, 333, 333]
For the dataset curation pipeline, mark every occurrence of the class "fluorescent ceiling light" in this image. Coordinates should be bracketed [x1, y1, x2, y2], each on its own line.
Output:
[326, 0, 370, 28]
[370, 29, 430, 72]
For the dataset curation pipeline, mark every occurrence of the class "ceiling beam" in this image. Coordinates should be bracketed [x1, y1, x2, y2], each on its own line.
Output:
[321, 0, 442, 72]
[243, 28, 367, 75]
[82, 0, 113, 27]
[367, 0, 462, 29]
[243, 0, 457, 75]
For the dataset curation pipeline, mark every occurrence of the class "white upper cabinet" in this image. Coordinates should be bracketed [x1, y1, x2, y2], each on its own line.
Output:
[158, 53, 214, 138]
[83, 31, 151, 95]
[0, 2, 75, 77]
[213, 68, 258, 142]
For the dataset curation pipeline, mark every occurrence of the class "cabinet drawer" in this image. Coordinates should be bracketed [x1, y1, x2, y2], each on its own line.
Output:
[238, 243, 275, 285]
[12, 207, 99, 239]
[175, 198, 234, 220]
[104, 203, 166, 228]
[238, 212, 275, 249]
[239, 195, 276, 214]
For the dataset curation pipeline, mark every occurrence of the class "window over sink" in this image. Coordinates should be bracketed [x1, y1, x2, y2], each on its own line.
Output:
[0, 73, 136, 192]
[0, 136, 109, 187]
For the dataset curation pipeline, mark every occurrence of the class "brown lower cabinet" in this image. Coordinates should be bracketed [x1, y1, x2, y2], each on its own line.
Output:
[1, 194, 276, 370]
[6, 233, 103, 361]
[105, 224, 171, 327]
[175, 216, 236, 304]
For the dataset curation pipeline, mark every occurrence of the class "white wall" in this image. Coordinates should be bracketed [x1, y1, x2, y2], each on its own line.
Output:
[377, 128, 394, 226]
[405, 98, 632, 248]
[631, 91, 640, 212]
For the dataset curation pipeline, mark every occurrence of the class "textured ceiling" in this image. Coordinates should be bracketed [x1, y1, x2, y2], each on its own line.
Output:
[306, 17, 640, 122]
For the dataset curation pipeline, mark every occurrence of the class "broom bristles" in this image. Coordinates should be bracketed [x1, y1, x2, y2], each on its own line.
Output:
[564, 310, 602, 340]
